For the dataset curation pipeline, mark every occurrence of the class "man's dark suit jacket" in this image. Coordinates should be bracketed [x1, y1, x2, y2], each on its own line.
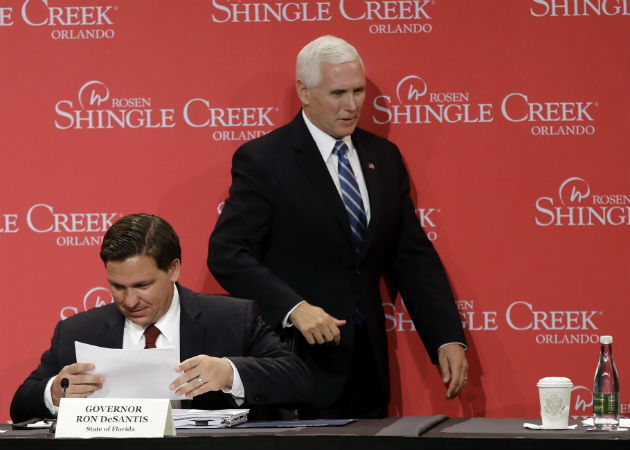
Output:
[208, 112, 466, 409]
[10, 284, 311, 423]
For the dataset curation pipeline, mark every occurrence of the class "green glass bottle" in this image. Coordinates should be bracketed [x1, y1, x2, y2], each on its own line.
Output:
[593, 335, 620, 430]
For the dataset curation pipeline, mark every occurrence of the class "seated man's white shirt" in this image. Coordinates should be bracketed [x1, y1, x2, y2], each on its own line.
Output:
[44, 284, 244, 414]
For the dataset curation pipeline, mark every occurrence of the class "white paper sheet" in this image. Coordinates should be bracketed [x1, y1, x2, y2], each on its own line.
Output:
[75, 342, 186, 400]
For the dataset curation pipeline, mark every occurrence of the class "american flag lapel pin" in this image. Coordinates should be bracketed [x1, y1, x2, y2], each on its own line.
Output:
[368, 163, 375, 170]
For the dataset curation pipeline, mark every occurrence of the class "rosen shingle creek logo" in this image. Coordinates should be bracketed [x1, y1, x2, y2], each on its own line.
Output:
[61, 287, 113, 320]
[0, 0, 116, 40]
[54, 81, 279, 141]
[210, 0, 434, 34]
[535, 177, 630, 226]
[385, 300, 602, 345]
[530, 0, 630, 17]
[460, 300, 601, 345]
[373, 75, 597, 136]
[0, 204, 120, 247]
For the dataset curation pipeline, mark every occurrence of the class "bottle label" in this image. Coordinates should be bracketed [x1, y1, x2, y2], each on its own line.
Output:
[593, 393, 619, 415]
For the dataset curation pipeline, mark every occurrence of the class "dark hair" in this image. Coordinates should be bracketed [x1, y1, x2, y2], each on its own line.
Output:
[100, 213, 181, 271]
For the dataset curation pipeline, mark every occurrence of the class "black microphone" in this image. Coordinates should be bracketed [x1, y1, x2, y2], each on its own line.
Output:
[50, 378, 69, 434]
[60, 378, 69, 398]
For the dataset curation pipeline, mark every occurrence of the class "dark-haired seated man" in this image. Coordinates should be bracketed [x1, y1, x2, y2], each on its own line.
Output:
[11, 213, 311, 423]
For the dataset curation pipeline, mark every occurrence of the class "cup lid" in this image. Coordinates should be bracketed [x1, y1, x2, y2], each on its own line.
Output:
[537, 377, 573, 388]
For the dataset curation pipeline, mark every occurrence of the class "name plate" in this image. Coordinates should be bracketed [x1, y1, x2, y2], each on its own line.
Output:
[55, 398, 175, 438]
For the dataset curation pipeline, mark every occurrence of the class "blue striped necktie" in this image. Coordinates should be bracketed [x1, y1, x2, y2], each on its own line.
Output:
[332, 140, 367, 254]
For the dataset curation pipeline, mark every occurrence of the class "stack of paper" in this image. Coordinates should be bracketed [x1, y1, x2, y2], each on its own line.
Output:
[173, 409, 249, 428]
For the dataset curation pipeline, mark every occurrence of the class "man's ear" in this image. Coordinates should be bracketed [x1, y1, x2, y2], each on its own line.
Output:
[168, 258, 181, 283]
[296, 79, 310, 106]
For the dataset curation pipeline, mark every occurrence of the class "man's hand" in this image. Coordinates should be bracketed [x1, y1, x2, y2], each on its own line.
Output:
[51, 363, 104, 406]
[289, 302, 346, 345]
[170, 355, 234, 398]
[438, 344, 468, 399]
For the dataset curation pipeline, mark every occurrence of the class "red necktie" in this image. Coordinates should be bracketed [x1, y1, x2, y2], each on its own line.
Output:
[144, 324, 161, 349]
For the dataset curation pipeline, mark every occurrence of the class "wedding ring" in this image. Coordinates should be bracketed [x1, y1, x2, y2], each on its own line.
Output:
[197, 377, 204, 386]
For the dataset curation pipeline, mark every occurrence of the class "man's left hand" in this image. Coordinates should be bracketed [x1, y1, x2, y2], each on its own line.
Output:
[438, 344, 468, 399]
[170, 355, 234, 398]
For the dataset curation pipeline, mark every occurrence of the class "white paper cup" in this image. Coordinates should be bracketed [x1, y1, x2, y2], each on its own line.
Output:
[536, 377, 573, 429]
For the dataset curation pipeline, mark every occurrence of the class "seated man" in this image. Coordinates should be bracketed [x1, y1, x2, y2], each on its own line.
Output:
[11, 213, 311, 423]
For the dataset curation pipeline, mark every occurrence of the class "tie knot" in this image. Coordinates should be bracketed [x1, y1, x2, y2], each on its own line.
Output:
[332, 140, 348, 157]
[143, 324, 161, 349]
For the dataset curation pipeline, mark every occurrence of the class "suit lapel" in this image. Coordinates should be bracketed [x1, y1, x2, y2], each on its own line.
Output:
[353, 132, 381, 260]
[292, 114, 354, 239]
[101, 305, 125, 348]
[178, 285, 205, 362]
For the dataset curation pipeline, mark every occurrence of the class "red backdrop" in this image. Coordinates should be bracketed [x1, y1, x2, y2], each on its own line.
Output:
[1, 0, 628, 422]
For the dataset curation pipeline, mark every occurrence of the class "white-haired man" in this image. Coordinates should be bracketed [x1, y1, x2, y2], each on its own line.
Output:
[209, 35, 468, 419]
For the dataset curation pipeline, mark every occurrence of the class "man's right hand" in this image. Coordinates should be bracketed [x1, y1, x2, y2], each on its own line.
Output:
[51, 363, 104, 406]
[289, 302, 346, 345]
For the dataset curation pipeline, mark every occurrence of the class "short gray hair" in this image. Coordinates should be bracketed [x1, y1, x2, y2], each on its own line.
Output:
[296, 35, 364, 89]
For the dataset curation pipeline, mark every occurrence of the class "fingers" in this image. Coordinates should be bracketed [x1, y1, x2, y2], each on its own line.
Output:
[446, 373, 466, 399]
[52, 363, 104, 406]
[170, 355, 234, 399]
[438, 344, 469, 400]
[290, 302, 346, 345]
[65, 382, 105, 397]
[305, 318, 341, 345]
[329, 319, 347, 345]
[66, 363, 96, 375]
[172, 372, 206, 398]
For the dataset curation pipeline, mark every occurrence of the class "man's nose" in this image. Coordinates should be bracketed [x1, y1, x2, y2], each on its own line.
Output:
[343, 93, 357, 111]
[122, 289, 140, 307]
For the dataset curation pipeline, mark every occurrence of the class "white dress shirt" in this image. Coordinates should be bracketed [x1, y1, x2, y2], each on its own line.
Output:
[302, 110, 371, 223]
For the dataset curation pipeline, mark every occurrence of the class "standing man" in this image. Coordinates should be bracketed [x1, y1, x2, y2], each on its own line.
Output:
[208, 35, 467, 419]
[11, 213, 311, 424]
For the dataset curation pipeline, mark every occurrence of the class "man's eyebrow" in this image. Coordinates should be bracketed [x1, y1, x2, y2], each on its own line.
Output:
[108, 279, 154, 288]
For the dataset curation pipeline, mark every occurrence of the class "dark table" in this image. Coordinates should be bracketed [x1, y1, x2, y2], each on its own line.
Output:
[422, 418, 629, 450]
[1, 417, 628, 450]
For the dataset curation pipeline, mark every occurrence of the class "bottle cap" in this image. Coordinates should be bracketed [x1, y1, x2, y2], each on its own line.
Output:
[600, 335, 613, 344]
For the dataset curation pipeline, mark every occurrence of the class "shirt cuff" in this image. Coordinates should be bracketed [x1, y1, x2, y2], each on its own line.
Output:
[282, 301, 306, 328]
[222, 358, 244, 405]
[44, 376, 59, 416]
[438, 342, 468, 352]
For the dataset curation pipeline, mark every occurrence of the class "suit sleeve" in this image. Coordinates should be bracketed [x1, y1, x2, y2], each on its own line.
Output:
[389, 149, 466, 364]
[208, 144, 303, 328]
[228, 300, 312, 406]
[10, 320, 66, 423]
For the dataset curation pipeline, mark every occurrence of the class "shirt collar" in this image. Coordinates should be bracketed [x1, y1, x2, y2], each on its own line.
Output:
[302, 110, 354, 161]
[125, 284, 181, 348]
